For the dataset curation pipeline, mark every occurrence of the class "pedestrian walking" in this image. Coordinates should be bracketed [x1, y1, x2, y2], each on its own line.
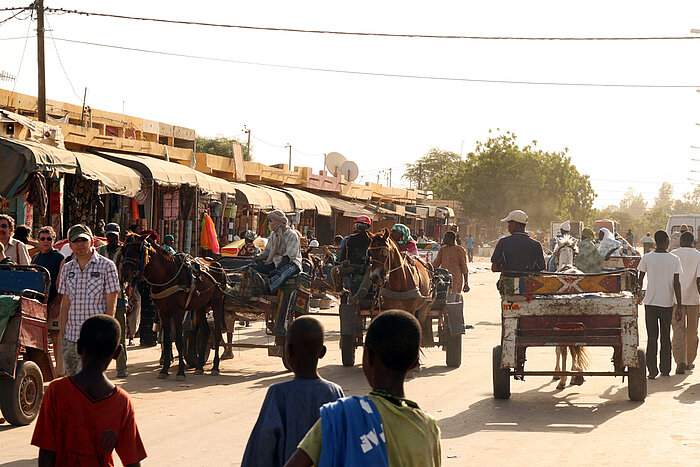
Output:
[31, 315, 147, 466]
[98, 223, 129, 378]
[625, 229, 635, 247]
[31, 226, 65, 375]
[669, 231, 700, 374]
[640, 232, 655, 255]
[466, 233, 475, 262]
[433, 231, 470, 295]
[637, 230, 682, 379]
[0, 214, 30, 265]
[242, 317, 344, 466]
[58, 224, 120, 376]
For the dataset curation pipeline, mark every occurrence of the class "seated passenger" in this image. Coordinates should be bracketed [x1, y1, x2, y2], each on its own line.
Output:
[332, 216, 373, 303]
[253, 210, 302, 294]
[390, 223, 418, 256]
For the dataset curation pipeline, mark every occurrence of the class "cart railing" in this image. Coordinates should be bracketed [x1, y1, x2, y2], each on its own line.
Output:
[499, 269, 638, 296]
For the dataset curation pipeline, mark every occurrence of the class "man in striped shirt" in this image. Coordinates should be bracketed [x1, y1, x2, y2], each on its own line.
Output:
[58, 224, 120, 376]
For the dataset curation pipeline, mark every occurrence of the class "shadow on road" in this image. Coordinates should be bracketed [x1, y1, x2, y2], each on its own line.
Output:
[675, 382, 700, 404]
[438, 381, 643, 439]
[0, 459, 36, 466]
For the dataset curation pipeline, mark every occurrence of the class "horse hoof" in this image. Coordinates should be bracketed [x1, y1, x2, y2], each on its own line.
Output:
[157, 373, 168, 379]
[552, 376, 559, 381]
[211, 369, 220, 376]
[220, 352, 233, 360]
[194, 368, 204, 375]
[176, 374, 186, 381]
[556, 383, 566, 390]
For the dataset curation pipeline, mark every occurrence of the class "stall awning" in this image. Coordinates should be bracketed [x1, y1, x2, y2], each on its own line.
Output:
[436, 206, 455, 218]
[250, 184, 295, 213]
[229, 182, 273, 209]
[280, 187, 332, 216]
[0, 137, 78, 197]
[321, 195, 373, 218]
[92, 150, 235, 195]
[74, 152, 143, 197]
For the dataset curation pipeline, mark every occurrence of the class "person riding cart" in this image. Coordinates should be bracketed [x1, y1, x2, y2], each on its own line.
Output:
[491, 209, 546, 273]
[332, 216, 373, 303]
[252, 210, 302, 295]
[389, 223, 418, 255]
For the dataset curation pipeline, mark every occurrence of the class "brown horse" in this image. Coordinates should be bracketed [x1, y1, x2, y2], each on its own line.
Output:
[367, 229, 434, 344]
[121, 233, 225, 380]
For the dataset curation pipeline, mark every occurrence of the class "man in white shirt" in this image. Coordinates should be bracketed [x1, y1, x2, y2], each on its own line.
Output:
[0, 214, 31, 265]
[637, 230, 682, 379]
[670, 231, 700, 374]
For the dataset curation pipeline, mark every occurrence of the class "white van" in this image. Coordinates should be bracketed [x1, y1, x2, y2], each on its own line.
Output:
[666, 215, 700, 235]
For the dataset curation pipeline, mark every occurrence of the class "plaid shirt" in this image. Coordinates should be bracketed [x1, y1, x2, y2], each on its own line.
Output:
[58, 249, 120, 342]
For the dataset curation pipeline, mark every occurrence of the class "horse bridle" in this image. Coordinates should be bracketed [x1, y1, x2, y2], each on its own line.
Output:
[368, 243, 406, 280]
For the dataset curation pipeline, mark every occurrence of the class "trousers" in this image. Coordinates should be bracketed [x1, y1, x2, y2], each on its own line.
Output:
[645, 305, 673, 376]
[115, 306, 127, 371]
[62, 338, 81, 376]
[253, 262, 300, 293]
[672, 304, 700, 365]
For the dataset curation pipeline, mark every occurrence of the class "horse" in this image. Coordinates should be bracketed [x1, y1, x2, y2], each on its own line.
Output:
[367, 228, 434, 344]
[551, 234, 590, 389]
[120, 232, 226, 380]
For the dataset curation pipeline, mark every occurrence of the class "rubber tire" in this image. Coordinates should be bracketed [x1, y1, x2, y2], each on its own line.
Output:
[281, 336, 291, 371]
[0, 361, 44, 426]
[341, 335, 356, 367]
[628, 348, 647, 401]
[492, 345, 511, 399]
[184, 328, 211, 369]
[445, 333, 462, 368]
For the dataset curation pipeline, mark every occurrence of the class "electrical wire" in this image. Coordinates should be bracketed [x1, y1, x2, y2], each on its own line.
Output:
[45, 16, 83, 101]
[251, 134, 287, 149]
[0, 7, 30, 12]
[0, 9, 26, 26]
[49, 37, 700, 89]
[43, 8, 700, 41]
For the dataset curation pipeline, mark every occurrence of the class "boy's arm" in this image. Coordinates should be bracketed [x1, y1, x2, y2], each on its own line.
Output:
[38, 449, 56, 467]
[284, 449, 313, 467]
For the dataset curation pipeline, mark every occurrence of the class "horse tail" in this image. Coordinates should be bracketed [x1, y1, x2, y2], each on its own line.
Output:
[569, 346, 590, 370]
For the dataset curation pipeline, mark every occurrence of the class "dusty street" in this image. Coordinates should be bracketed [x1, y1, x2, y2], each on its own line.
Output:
[2, 258, 700, 466]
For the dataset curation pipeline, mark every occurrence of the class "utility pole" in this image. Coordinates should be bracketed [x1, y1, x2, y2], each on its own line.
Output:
[388, 167, 392, 187]
[242, 125, 251, 159]
[285, 143, 292, 169]
[80, 87, 87, 126]
[36, 0, 46, 122]
[418, 163, 423, 190]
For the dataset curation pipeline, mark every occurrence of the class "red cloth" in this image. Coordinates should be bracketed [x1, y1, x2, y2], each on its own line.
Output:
[31, 377, 147, 466]
[399, 240, 419, 256]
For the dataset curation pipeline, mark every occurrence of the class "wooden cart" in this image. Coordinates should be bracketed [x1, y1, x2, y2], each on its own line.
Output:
[0, 265, 56, 425]
[493, 270, 647, 401]
[339, 268, 465, 368]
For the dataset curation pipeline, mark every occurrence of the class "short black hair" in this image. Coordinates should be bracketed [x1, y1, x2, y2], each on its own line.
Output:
[287, 316, 324, 358]
[443, 231, 456, 244]
[654, 230, 669, 245]
[681, 231, 695, 246]
[13, 225, 31, 243]
[365, 310, 420, 373]
[78, 315, 120, 359]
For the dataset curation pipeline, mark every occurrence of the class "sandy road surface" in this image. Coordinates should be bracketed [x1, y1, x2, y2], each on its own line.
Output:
[2, 258, 700, 466]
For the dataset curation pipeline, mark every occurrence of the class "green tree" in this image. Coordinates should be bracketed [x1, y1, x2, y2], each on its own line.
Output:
[404, 149, 461, 190]
[195, 135, 252, 161]
[653, 182, 674, 213]
[425, 131, 595, 230]
[673, 185, 700, 213]
[619, 188, 647, 217]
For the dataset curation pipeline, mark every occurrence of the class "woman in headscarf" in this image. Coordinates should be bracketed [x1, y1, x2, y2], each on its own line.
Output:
[253, 210, 302, 294]
[389, 223, 418, 255]
[238, 230, 261, 257]
[576, 228, 618, 273]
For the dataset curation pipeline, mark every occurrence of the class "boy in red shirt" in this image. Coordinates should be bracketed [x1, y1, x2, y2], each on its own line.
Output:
[32, 315, 147, 466]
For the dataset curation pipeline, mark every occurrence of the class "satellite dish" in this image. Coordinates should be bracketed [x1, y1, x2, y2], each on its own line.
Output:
[325, 152, 346, 175]
[340, 160, 359, 182]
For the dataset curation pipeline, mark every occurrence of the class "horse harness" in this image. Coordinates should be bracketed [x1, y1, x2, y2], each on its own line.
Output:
[367, 244, 432, 302]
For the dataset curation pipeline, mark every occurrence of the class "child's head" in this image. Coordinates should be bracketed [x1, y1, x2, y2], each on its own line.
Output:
[77, 315, 122, 368]
[363, 310, 420, 386]
[285, 316, 326, 375]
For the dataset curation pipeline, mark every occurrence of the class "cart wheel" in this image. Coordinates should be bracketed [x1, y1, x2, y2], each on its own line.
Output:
[281, 336, 291, 371]
[492, 345, 511, 399]
[0, 361, 44, 426]
[628, 348, 647, 401]
[445, 333, 462, 368]
[341, 335, 356, 367]
[184, 327, 211, 368]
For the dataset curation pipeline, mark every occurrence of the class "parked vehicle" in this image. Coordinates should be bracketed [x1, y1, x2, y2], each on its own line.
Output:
[594, 219, 621, 235]
[666, 214, 700, 235]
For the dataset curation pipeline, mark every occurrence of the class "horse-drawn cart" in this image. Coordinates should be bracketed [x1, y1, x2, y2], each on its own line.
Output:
[338, 266, 465, 368]
[0, 264, 56, 425]
[493, 269, 647, 401]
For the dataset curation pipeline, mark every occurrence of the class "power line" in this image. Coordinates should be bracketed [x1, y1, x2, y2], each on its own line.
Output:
[251, 134, 287, 149]
[0, 9, 27, 26]
[49, 37, 700, 89]
[43, 8, 700, 41]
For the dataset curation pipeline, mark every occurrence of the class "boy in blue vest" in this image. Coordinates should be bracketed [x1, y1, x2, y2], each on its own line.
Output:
[285, 310, 441, 467]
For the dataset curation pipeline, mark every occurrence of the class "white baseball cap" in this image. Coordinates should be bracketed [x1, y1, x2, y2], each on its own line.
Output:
[560, 220, 571, 231]
[501, 210, 528, 224]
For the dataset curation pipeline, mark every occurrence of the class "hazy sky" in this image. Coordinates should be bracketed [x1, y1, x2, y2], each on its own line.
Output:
[2, 1, 700, 208]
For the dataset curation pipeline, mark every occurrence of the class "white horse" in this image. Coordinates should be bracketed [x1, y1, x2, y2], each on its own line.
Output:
[552, 235, 590, 389]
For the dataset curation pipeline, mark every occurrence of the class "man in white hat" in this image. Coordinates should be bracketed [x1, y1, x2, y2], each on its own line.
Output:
[491, 210, 546, 272]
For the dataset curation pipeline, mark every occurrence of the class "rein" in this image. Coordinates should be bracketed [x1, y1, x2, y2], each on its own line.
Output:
[368, 242, 426, 299]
